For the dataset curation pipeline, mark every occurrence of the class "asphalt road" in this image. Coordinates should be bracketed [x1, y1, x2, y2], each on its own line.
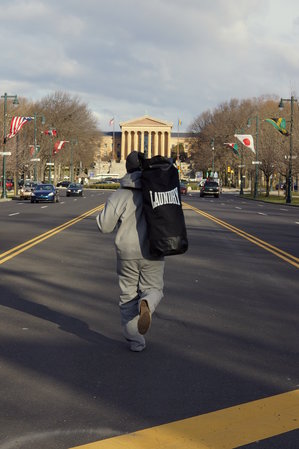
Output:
[0, 189, 298, 449]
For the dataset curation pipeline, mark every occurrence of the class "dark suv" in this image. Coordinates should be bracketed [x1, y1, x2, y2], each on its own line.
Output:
[200, 181, 220, 198]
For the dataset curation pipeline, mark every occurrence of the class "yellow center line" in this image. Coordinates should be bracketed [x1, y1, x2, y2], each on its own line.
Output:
[183, 202, 299, 269]
[0, 204, 105, 265]
[70, 389, 299, 449]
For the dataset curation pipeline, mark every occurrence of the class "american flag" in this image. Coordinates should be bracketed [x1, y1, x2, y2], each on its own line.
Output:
[53, 140, 69, 155]
[5, 116, 33, 141]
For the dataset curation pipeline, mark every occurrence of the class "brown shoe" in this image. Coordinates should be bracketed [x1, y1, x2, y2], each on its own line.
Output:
[138, 300, 151, 335]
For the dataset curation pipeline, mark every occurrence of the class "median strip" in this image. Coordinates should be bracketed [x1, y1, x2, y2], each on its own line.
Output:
[0, 204, 104, 265]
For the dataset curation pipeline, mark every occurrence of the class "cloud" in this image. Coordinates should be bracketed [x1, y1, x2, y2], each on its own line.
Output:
[1, 0, 299, 130]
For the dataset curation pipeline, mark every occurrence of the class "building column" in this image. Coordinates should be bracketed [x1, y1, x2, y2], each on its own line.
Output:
[141, 131, 144, 154]
[161, 132, 165, 157]
[148, 131, 152, 158]
[154, 132, 158, 157]
[128, 131, 132, 155]
[133, 131, 138, 150]
[121, 132, 125, 160]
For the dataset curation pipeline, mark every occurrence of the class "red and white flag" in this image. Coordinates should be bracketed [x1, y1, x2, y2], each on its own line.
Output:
[53, 140, 69, 155]
[109, 118, 114, 126]
[42, 129, 58, 137]
[234, 134, 255, 154]
[5, 116, 33, 141]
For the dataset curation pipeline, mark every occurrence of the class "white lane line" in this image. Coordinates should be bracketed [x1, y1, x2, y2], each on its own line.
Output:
[60, 201, 65, 204]
[41, 206, 48, 209]
[296, 222, 299, 225]
[280, 208, 288, 211]
[258, 212, 267, 215]
[235, 206, 242, 210]
[8, 212, 20, 216]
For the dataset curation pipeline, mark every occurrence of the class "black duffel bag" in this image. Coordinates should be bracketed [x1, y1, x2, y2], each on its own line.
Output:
[140, 155, 188, 257]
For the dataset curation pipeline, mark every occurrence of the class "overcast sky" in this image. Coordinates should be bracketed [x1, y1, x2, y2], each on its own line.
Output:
[1, 0, 299, 131]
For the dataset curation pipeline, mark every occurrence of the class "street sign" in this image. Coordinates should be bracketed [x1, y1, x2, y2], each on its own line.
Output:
[0, 151, 12, 156]
[46, 162, 54, 166]
[31, 158, 40, 162]
[252, 161, 262, 165]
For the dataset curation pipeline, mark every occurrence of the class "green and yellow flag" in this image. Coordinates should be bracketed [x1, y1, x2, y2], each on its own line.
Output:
[265, 117, 289, 136]
[224, 142, 239, 156]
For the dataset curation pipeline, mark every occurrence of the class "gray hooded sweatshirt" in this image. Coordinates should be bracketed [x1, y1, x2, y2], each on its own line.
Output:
[96, 171, 151, 260]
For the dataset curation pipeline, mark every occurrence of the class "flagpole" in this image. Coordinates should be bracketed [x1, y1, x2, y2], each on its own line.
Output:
[113, 118, 115, 161]
[177, 119, 180, 162]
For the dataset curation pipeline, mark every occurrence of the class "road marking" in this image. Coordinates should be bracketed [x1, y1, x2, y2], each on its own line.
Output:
[0, 204, 105, 265]
[258, 212, 267, 215]
[235, 206, 242, 210]
[296, 222, 299, 225]
[41, 206, 48, 209]
[280, 208, 288, 211]
[183, 203, 299, 269]
[8, 212, 20, 216]
[70, 389, 299, 449]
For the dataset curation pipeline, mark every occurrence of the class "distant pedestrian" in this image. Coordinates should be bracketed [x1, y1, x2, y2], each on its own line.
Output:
[96, 151, 165, 352]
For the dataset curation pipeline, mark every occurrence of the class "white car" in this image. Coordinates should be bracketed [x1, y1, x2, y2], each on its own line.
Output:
[20, 181, 38, 200]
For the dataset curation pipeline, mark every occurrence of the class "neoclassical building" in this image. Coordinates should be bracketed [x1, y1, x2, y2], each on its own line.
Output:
[119, 115, 172, 159]
[98, 115, 192, 161]
[94, 115, 193, 178]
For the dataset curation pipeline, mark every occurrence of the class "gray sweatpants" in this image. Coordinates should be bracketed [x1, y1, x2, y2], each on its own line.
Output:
[117, 258, 165, 349]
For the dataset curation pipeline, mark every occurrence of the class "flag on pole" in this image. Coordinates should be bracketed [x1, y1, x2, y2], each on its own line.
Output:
[5, 116, 33, 142]
[42, 129, 58, 137]
[234, 134, 255, 153]
[29, 145, 35, 157]
[53, 140, 69, 155]
[224, 142, 239, 156]
[178, 119, 182, 126]
[109, 118, 114, 126]
[265, 117, 289, 136]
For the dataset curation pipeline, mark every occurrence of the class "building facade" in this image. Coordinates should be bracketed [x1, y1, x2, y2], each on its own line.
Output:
[98, 115, 191, 163]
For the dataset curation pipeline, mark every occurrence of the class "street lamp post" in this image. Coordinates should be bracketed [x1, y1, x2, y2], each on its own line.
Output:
[210, 138, 215, 175]
[247, 116, 259, 199]
[33, 113, 46, 181]
[235, 128, 245, 195]
[70, 138, 78, 182]
[278, 96, 297, 204]
[1, 92, 19, 198]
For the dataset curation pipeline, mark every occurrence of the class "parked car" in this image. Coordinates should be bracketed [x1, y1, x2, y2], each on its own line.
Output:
[20, 180, 38, 200]
[180, 183, 187, 195]
[6, 179, 14, 191]
[200, 181, 220, 198]
[31, 184, 59, 203]
[57, 180, 70, 188]
[66, 183, 83, 197]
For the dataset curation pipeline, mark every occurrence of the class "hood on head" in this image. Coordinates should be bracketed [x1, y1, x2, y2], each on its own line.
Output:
[120, 171, 142, 189]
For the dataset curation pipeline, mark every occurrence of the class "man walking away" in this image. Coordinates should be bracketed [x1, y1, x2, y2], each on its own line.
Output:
[96, 151, 165, 352]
